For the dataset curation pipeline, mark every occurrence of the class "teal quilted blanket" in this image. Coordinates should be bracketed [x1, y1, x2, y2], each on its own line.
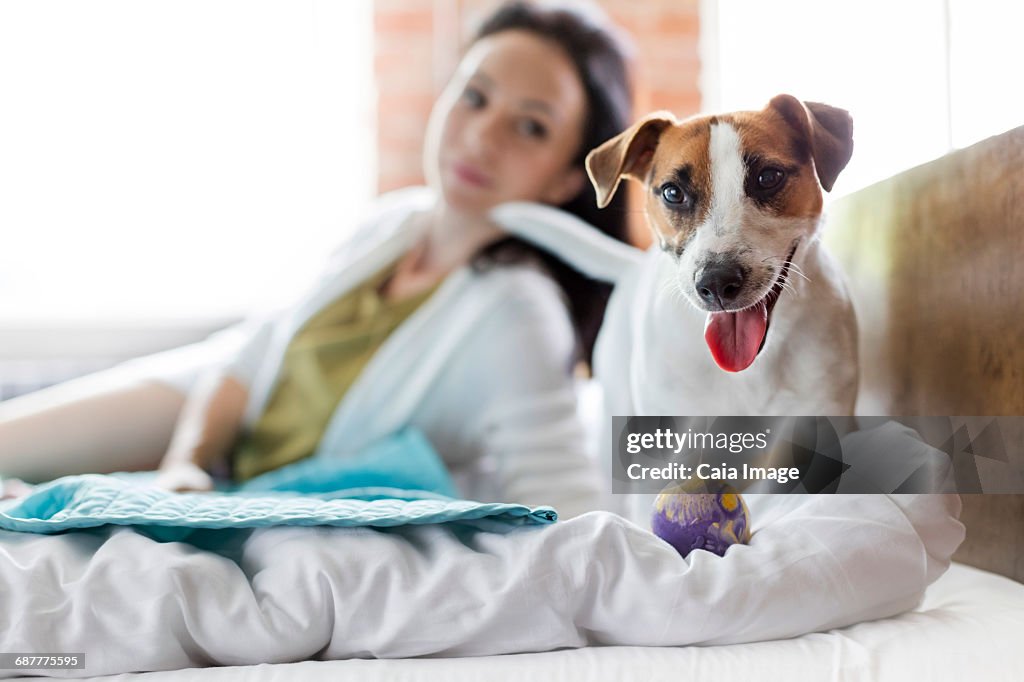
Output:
[0, 429, 557, 538]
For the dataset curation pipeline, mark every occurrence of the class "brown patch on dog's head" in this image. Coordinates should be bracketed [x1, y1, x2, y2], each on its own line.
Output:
[764, 95, 853, 192]
[637, 118, 716, 253]
[587, 112, 720, 253]
[585, 111, 675, 208]
[724, 113, 819, 220]
[720, 95, 853, 221]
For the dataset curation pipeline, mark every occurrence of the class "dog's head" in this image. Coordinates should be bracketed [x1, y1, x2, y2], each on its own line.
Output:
[585, 94, 853, 372]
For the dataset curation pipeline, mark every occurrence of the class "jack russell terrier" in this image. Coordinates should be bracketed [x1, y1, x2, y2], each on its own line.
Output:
[574, 94, 859, 521]
[585, 94, 858, 421]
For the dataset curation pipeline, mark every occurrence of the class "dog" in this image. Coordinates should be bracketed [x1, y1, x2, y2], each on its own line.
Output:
[584, 95, 859, 518]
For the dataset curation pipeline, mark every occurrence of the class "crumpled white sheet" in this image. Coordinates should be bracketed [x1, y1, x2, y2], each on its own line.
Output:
[0, 493, 963, 678]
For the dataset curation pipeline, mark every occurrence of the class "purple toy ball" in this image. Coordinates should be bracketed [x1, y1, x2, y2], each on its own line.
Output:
[652, 488, 752, 558]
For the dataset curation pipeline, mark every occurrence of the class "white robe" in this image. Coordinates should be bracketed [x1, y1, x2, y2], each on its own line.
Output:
[141, 187, 633, 518]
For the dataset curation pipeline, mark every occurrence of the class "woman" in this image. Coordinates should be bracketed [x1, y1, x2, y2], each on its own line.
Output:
[0, 1, 634, 518]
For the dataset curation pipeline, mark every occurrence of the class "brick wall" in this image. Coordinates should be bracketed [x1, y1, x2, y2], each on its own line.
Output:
[374, 0, 702, 245]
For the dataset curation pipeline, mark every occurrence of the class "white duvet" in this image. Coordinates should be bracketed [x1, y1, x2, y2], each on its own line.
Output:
[0, 492, 963, 678]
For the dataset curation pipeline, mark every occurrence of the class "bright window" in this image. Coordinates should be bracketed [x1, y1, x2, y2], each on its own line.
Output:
[0, 0, 375, 323]
[704, 0, 1023, 196]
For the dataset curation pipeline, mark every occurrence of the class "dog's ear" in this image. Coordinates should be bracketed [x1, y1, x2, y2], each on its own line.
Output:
[768, 94, 853, 192]
[585, 112, 675, 208]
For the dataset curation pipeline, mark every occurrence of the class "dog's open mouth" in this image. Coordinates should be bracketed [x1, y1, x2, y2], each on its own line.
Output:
[703, 241, 799, 373]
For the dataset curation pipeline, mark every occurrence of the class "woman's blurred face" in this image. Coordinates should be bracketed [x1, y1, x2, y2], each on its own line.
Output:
[423, 30, 588, 214]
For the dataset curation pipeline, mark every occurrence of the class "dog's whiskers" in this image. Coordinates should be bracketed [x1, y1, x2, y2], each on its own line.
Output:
[657, 276, 686, 305]
[671, 279, 691, 306]
[762, 254, 812, 284]
[785, 262, 811, 284]
[778, 280, 799, 298]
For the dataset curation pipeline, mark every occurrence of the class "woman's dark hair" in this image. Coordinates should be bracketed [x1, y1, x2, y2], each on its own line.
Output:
[469, 0, 633, 367]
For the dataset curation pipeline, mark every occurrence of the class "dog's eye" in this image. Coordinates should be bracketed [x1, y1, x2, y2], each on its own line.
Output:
[757, 168, 785, 190]
[660, 183, 691, 207]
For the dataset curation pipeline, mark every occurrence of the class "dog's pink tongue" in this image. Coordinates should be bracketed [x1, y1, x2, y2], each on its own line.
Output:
[704, 301, 768, 372]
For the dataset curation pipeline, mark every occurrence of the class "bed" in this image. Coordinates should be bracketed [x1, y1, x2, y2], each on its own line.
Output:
[39, 562, 1024, 681]
[2, 128, 1022, 680]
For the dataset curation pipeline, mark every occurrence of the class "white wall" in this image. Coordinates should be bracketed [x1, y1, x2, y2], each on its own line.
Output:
[0, 0, 375, 324]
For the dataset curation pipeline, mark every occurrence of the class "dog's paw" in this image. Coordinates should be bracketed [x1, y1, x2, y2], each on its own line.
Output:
[153, 461, 215, 493]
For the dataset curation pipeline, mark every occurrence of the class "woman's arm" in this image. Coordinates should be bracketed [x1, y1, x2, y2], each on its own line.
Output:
[0, 377, 186, 482]
[154, 370, 248, 491]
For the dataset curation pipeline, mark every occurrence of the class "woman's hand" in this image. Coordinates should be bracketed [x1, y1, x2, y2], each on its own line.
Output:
[0, 476, 34, 500]
[153, 370, 247, 494]
[153, 460, 215, 493]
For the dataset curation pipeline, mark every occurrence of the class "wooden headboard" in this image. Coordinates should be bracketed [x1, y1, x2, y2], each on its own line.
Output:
[823, 126, 1024, 582]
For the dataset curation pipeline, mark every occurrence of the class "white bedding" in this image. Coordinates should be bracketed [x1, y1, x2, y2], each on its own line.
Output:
[0, 493, 965, 678]
[72, 562, 1024, 681]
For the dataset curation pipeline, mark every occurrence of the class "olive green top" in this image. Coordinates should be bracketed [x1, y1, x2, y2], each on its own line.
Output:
[231, 259, 440, 481]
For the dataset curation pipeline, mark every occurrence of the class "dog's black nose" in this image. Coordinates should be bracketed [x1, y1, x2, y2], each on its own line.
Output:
[696, 262, 745, 308]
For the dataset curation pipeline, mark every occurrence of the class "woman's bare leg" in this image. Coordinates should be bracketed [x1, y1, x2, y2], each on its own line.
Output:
[0, 373, 185, 483]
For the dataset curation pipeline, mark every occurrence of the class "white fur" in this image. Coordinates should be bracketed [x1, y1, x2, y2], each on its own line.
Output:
[707, 122, 746, 237]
